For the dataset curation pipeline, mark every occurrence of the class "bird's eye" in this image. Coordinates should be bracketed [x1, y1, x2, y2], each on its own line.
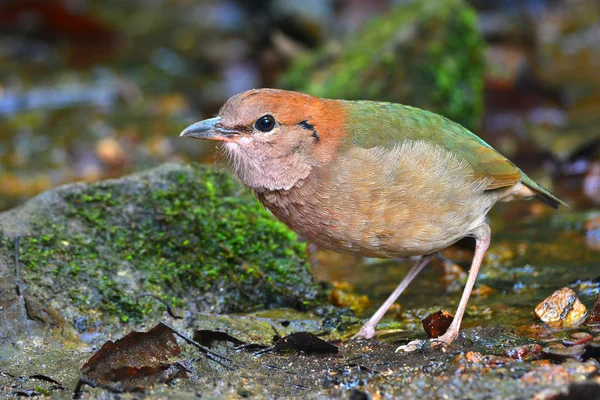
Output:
[255, 115, 275, 132]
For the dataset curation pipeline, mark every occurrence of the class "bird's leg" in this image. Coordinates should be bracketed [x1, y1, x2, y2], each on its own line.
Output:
[353, 253, 435, 339]
[398, 224, 491, 352]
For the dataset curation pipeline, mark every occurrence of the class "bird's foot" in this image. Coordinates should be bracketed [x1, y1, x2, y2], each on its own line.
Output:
[352, 325, 376, 340]
[395, 338, 448, 353]
[396, 330, 458, 353]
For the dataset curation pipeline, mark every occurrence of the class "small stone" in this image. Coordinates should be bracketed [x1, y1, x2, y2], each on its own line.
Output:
[464, 351, 485, 363]
[542, 343, 586, 361]
[502, 344, 543, 361]
[455, 351, 513, 370]
[534, 287, 587, 326]
[422, 310, 454, 338]
[562, 332, 593, 346]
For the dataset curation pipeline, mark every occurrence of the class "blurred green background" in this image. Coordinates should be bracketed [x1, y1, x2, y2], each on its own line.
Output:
[1, 0, 599, 212]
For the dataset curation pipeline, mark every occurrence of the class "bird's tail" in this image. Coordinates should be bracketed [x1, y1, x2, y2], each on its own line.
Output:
[521, 173, 568, 209]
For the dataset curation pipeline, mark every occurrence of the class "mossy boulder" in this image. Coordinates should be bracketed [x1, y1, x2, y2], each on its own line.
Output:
[279, 0, 485, 131]
[0, 163, 324, 333]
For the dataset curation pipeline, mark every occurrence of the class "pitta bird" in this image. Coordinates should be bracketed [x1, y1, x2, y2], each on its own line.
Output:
[180, 89, 565, 350]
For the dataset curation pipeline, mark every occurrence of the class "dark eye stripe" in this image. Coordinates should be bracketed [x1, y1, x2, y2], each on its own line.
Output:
[297, 120, 319, 142]
[231, 125, 252, 133]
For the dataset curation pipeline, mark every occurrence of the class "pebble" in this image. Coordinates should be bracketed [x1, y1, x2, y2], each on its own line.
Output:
[562, 332, 593, 346]
[534, 287, 587, 326]
[542, 343, 587, 360]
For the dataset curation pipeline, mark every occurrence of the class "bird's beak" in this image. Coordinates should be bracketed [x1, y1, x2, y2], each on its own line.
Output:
[180, 116, 236, 142]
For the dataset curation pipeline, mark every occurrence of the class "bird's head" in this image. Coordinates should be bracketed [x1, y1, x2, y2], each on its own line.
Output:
[181, 89, 345, 191]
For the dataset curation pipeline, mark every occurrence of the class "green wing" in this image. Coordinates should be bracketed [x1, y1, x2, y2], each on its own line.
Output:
[343, 101, 521, 190]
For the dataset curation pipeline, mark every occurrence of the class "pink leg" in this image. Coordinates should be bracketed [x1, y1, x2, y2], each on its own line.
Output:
[354, 254, 435, 339]
[399, 224, 491, 352]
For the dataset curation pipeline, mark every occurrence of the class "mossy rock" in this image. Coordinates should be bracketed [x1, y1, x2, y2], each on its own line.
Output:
[279, 0, 485, 131]
[0, 163, 324, 330]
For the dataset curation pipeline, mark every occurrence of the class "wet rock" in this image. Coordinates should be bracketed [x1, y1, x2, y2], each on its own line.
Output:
[22, 295, 66, 328]
[562, 332, 593, 347]
[542, 343, 587, 361]
[0, 269, 38, 342]
[189, 310, 345, 346]
[535, 288, 587, 326]
[514, 323, 562, 342]
[422, 310, 454, 338]
[502, 344, 543, 361]
[520, 359, 600, 392]
[0, 163, 324, 345]
[455, 351, 514, 370]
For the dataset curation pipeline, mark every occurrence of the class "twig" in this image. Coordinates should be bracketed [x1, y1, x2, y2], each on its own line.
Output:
[29, 374, 66, 390]
[135, 293, 183, 319]
[253, 345, 277, 356]
[159, 321, 236, 370]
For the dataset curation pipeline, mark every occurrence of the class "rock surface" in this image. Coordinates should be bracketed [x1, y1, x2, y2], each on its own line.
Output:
[0, 163, 324, 348]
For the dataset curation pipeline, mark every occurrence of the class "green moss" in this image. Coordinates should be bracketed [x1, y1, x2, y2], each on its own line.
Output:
[2, 164, 323, 324]
[279, 0, 485, 131]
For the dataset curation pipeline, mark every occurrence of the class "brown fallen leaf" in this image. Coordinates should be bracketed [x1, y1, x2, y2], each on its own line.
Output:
[194, 329, 246, 347]
[80, 323, 187, 392]
[255, 332, 339, 355]
[584, 293, 600, 327]
[422, 310, 454, 338]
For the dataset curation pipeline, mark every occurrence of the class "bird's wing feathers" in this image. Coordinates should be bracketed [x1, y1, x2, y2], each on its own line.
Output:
[344, 102, 521, 191]
[457, 138, 521, 190]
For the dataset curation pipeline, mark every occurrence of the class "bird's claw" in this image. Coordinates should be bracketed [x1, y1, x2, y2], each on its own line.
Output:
[352, 326, 376, 340]
[395, 337, 451, 353]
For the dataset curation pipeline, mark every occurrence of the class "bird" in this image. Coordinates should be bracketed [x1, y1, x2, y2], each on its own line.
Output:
[180, 88, 566, 351]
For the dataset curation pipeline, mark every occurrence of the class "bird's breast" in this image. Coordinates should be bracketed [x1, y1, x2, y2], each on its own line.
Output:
[257, 140, 500, 258]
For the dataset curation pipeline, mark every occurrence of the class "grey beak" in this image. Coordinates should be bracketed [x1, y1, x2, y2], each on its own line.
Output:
[180, 117, 223, 140]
